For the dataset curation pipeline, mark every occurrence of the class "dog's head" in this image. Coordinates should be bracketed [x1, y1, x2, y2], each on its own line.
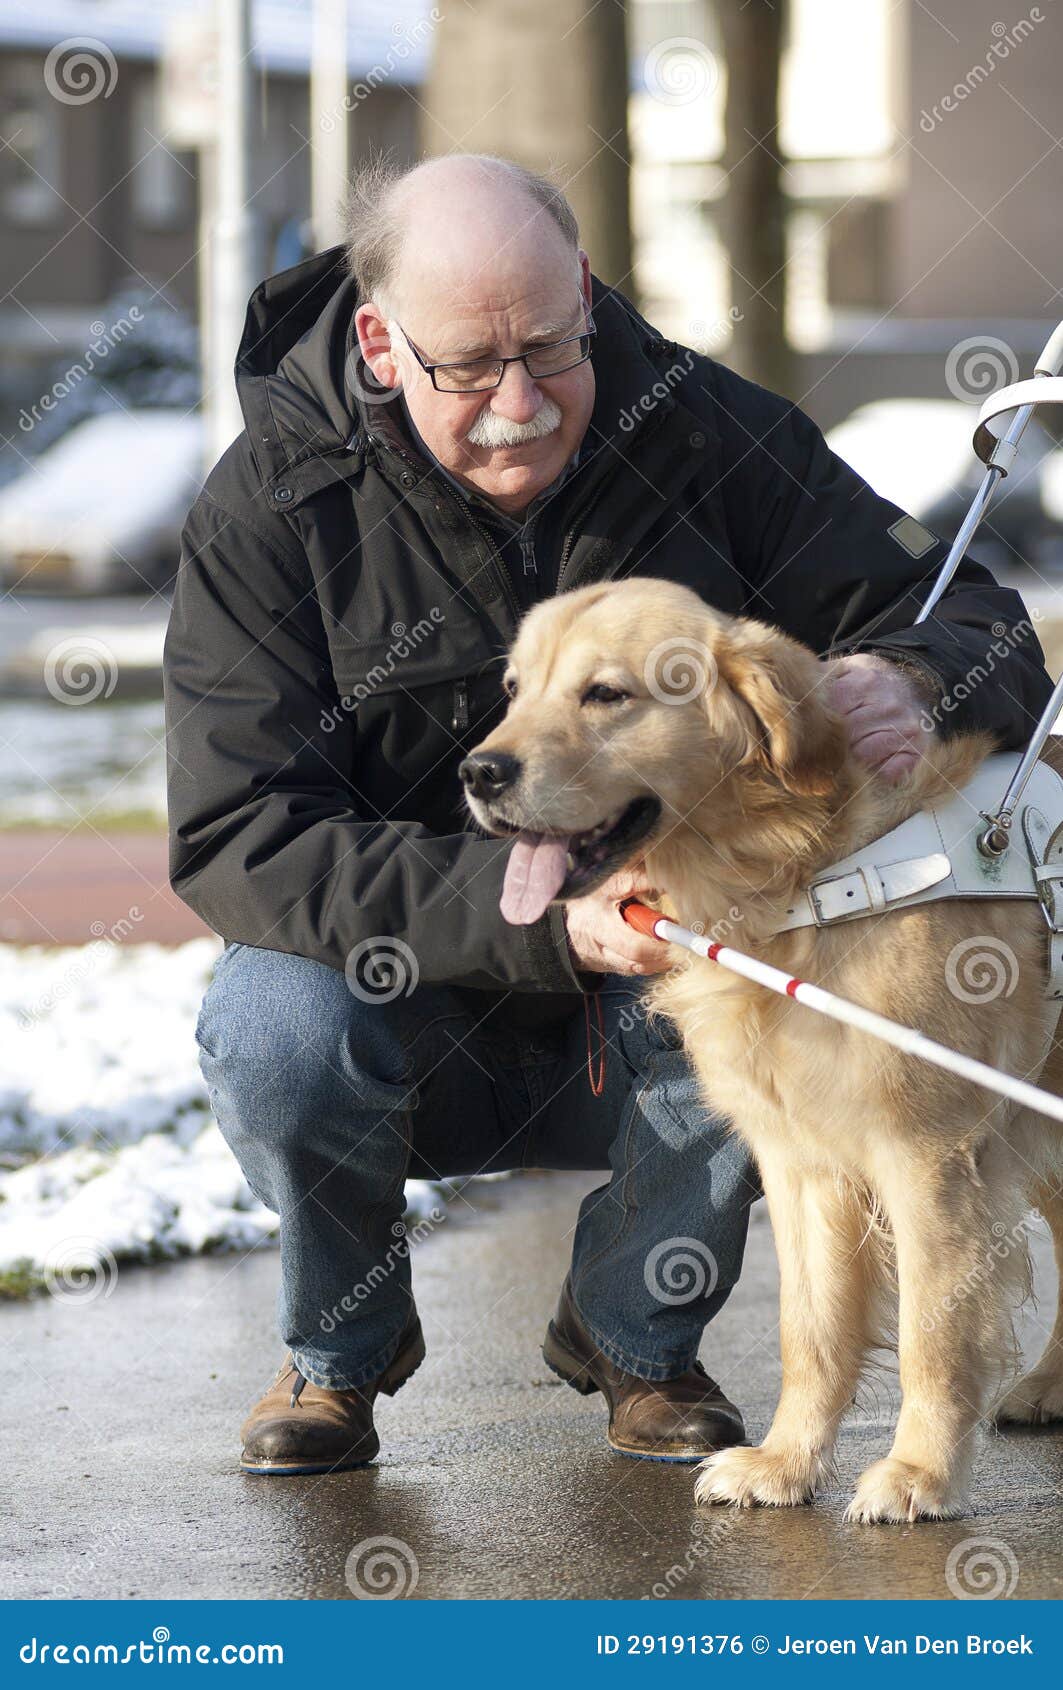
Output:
[460, 578, 850, 924]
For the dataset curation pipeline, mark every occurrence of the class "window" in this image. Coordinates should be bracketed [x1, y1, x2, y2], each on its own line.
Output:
[1, 59, 62, 224]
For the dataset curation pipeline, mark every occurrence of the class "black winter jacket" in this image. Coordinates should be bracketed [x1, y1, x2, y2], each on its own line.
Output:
[163, 245, 1055, 1024]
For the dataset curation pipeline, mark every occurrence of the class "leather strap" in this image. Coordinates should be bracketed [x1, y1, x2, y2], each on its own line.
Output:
[792, 852, 951, 928]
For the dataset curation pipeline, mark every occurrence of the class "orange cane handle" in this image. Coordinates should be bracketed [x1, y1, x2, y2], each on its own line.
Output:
[618, 898, 667, 939]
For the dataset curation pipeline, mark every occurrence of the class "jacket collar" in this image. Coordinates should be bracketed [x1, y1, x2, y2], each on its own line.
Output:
[235, 247, 719, 508]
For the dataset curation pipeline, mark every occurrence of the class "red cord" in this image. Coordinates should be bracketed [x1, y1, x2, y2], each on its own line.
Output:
[584, 987, 606, 1096]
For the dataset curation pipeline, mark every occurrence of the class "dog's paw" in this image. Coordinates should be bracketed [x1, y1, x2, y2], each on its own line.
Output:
[994, 1375, 1063, 1426]
[846, 1457, 964, 1524]
[694, 1444, 820, 1509]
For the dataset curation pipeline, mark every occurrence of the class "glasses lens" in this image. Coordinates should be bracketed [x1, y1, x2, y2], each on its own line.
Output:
[433, 361, 503, 392]
[525, 334, 592, 378]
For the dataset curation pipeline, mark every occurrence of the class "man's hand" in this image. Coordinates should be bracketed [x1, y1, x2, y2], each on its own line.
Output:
[822, 653, 937, 785]
[563, 859, 674, 977]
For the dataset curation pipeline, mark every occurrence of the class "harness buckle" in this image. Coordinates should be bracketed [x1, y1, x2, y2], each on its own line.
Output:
[808, 866, 884, 926]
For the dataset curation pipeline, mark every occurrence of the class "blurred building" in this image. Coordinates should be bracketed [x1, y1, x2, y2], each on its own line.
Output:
[0, 0, 426, 381]
[633, 0, 1062, 423]
[0, 0, 1060, 428]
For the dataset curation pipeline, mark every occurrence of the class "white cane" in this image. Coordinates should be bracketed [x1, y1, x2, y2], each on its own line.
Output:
[618, 898, 1063, 1126]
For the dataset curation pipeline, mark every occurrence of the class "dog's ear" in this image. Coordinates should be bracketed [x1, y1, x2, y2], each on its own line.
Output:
[713, 620, 844, 798]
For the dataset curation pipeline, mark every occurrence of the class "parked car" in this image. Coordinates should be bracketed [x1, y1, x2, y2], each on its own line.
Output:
[826, 398, 1063, 575]
[0, 410, 203, 594]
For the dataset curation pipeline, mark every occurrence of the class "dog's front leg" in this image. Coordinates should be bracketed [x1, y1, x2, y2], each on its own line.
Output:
[696, 1152, 879, 1510]
[848, 1148, 1005, 1524]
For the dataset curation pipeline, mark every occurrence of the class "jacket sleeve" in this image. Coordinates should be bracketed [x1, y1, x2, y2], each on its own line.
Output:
[163, 490, 592, 994]
[713, 373, 1055, 749]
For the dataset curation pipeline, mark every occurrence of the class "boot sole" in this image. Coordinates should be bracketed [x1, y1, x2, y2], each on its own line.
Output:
[240, 1320, 427, 1476]
[543, 1321, 743, 1463]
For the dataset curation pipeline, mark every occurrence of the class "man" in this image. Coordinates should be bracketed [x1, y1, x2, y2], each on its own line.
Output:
[164, 153, 1053, 1476]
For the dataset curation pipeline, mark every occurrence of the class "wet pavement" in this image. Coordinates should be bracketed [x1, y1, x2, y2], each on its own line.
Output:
[5, 1171, 1063, 1601]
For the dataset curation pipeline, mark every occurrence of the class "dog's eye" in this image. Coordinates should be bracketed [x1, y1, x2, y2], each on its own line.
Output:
[502, 676, 518, 700]
[582, 683, 630, 706]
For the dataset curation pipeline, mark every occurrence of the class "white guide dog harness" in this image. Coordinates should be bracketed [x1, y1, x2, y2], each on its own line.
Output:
[770, 753, 1063, 1086]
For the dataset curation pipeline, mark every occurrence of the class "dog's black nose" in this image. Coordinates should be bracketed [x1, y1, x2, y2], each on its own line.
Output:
[459, 751, 522, 801]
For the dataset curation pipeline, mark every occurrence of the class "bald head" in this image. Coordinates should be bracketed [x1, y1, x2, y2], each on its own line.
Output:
[344, 153, 581, 318]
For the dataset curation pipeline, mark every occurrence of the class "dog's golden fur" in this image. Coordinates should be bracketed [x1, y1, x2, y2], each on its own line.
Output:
[469, 576, 1063, 1522]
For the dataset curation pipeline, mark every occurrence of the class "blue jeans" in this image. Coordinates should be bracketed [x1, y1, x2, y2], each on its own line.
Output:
[195, 943, 759, 1390]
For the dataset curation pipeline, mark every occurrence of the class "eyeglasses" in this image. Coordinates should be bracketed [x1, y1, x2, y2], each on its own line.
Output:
[394, 305, 596, 393]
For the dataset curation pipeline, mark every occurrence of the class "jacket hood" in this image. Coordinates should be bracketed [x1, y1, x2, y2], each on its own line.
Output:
[234, 243, 715, 499]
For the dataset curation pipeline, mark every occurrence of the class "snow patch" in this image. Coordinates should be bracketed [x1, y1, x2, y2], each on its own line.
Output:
[0, 937, 447, 1292]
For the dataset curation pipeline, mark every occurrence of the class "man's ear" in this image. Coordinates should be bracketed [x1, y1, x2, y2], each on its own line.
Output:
[714, 619, 846, 798]
[354, 302, 401, 388]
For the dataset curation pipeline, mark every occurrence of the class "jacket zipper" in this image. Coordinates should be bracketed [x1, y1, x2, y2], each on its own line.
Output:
[446, 488, 523, 630]
[556, 406, 679, 593]
[370, 432, 524, 631]
[369, 435, 523, 738]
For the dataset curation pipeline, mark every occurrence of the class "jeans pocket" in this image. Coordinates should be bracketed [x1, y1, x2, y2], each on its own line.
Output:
[211, 940, 245, 976]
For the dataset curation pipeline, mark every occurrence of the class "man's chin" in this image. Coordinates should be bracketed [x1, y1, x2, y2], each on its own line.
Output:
[465, 444, 567, 502]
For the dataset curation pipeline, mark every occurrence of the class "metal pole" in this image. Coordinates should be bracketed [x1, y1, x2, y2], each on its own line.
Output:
[910, 319, 1063, 853]
[915, 320, 1063, 627]
[311, 0, 350, 251]
[207, 0, 261, 469]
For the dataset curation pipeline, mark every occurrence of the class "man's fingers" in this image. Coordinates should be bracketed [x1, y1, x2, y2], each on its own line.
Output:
[874, 752, 919, 784]
[847, 721, 923, 755]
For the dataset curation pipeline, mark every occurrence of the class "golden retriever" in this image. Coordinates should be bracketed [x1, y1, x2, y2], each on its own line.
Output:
[461, 576, 1063, 1523]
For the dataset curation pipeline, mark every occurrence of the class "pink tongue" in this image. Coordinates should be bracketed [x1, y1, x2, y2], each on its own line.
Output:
[500, 832, 571, 925]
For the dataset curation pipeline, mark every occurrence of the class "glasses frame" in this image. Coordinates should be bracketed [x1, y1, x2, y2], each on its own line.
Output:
[394, 305, 597, 393]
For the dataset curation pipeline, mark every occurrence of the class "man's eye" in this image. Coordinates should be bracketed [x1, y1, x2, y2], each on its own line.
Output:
[582, 683, 629, 705]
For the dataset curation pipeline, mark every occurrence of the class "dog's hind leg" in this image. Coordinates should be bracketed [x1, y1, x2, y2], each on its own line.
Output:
[696, 1152, 881, 1510]
[848, 1143, 1019, 1524]
[995, 1180, 1063, 1426]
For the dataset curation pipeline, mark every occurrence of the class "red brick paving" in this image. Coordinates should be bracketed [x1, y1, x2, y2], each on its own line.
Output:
[0, 830, 214, 946]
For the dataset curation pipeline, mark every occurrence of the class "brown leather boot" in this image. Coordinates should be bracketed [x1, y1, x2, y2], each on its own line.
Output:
[239, 1309, 425, 1475]
[542, 1278, 745, 1461]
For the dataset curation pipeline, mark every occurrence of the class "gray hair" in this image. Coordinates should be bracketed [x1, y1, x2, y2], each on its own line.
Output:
[341, 152, 581, 312]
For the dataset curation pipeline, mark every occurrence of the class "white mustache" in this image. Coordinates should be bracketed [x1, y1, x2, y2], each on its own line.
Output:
[466, 396, 563, 449]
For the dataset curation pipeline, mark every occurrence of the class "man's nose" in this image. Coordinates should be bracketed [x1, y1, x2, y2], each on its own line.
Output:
[459, 750, 522, 801]
[489, 361, 542, 423]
